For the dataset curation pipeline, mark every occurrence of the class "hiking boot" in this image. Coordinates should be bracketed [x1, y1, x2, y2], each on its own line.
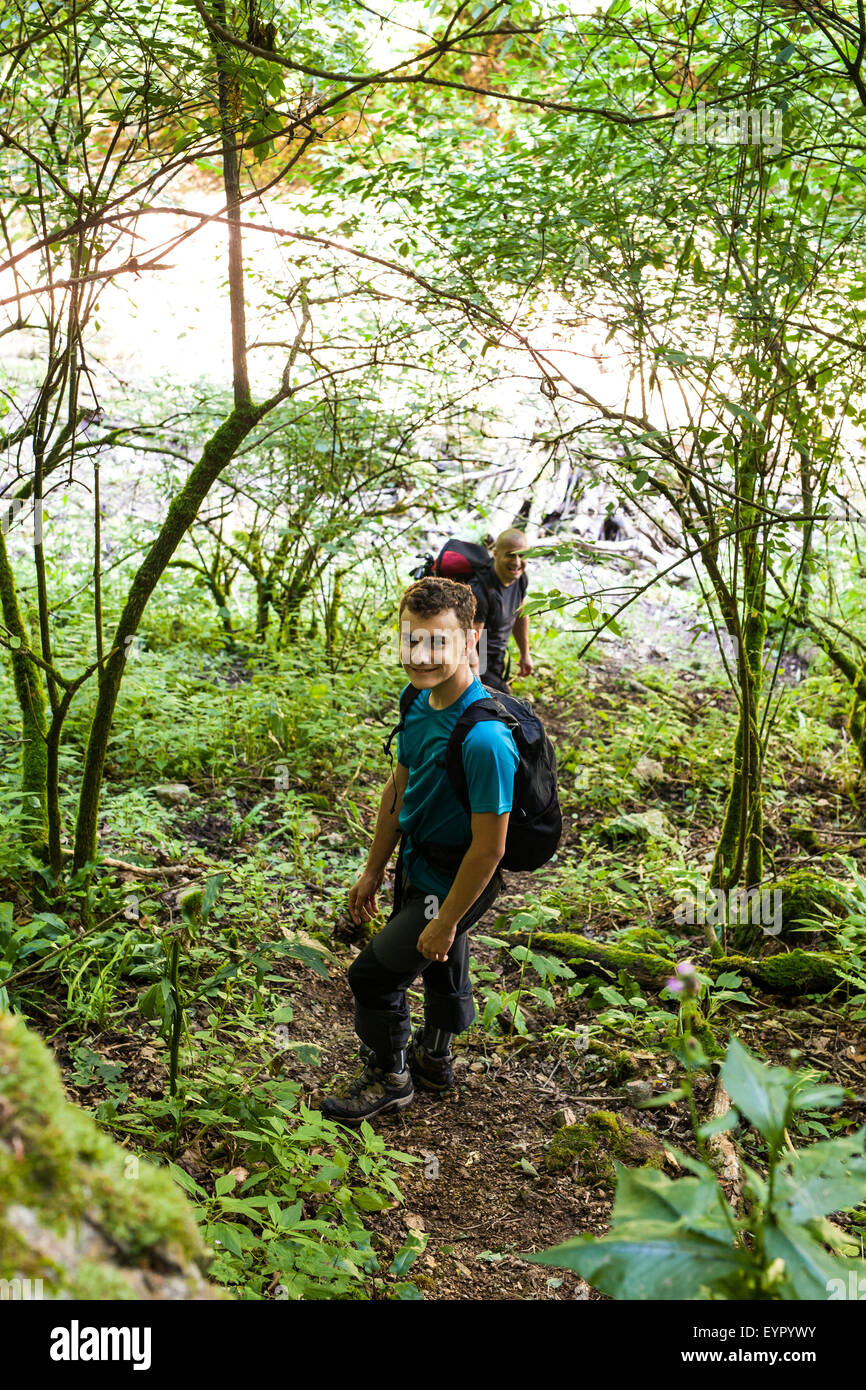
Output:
[407, 1028, 456, 1092]
[320, 1058, 414, 1125]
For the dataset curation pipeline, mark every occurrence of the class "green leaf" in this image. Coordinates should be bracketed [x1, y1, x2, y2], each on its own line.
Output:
[351, 1188, 393, 1212]
[209, 1222, 245, 1257]
[697, 1109, 739, 1140]
[721, 1037, 792, 1150]
[528, 1229, 752, 1300]
[389, 1230, 427, 1277]
[763, 1216, 862, 1300]
[269, 939, 334, 979]
[723, 400, 764, 429]
[640, 1088, 687, 1107]
[167, 1162, 206, 1198]
[774, 1130, 866, 1223]
[792, 1084, 846, 1112]
[137, 982, 163, 1021]
[201, 873, 227, 921]
[609, 1165, 733, 1237]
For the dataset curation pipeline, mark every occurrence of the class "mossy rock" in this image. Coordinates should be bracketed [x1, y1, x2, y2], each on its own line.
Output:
[0, 1012, 223, 1300]
[732, 869, 850, 953]
[779, 869, 849, 930]
[543, 1109, 666, 1185]
[610, 1050, 638, 1083]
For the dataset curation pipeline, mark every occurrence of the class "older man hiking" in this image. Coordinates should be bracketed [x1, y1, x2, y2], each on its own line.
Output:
[469, 528, 533, 693]
[414, 528, 535, 693]
[320, 575, 519, 1124]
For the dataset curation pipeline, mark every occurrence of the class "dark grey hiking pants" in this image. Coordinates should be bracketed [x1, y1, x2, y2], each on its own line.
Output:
[479, 668, 510, 693]
[479, 649, 511, 693]
[347, 869, 503, 1066]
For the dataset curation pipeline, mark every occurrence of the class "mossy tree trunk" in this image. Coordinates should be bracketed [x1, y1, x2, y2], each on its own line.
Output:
[72, 408, 263, 870]
[0, 527, 49, 853]
[73, 1, 263, 871]
[704, 432, 768, 951]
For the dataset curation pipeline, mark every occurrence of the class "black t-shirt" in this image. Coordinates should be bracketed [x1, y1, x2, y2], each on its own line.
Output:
[469, 569, 528, 675]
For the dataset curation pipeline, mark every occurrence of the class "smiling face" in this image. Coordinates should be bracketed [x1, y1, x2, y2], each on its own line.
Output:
[400, 605, 476, 689]
[493, 532, 528, 586]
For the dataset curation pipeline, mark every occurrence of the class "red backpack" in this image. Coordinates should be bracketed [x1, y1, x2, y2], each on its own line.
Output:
[412, 537, 494, 586]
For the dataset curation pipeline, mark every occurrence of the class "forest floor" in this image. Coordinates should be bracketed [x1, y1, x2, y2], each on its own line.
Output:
[39, 635, 866, 1301]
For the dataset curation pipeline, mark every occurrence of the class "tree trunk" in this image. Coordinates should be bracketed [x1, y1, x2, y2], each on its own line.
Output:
[72, 405, 259, 868]
[73, 0, 260, 870]
[709, 440, 767, 945]
[0, 527, 49, 851]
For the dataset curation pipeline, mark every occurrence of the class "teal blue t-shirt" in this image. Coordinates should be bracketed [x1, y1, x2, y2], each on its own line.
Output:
[396, 677, 519, 897]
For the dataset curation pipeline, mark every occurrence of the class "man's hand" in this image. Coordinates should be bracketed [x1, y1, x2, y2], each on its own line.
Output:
[417, 916, 456, 963]
[349, 868, 384, 924]
[516, 653, 534, 677]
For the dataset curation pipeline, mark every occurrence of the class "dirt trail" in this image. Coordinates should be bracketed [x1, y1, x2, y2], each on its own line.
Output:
[296, 904, 609, 1302]
[56, 656, 866, 1300]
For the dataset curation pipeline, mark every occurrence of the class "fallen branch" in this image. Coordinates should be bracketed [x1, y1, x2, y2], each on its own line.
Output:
[99, 858, 198, 879]
[707, 1076, 742, 1213]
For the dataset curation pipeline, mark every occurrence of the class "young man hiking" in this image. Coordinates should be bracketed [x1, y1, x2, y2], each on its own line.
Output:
[320, 576, 519, 1124]
[470, 528, 534, 693]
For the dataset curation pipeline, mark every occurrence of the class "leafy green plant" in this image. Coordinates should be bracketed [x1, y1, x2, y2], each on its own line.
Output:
[475, 900, 573, 1036]
[137, 874, 227, 1097]
[530, 1037, 865, 1300]
[167, 1107, 423, 1301]
[591, 980, 677, 1047]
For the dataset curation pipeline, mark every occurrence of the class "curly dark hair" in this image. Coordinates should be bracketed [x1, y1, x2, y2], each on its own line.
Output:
[399, 576, 477, 626]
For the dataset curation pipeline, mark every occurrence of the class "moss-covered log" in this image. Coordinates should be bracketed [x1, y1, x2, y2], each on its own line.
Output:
[532, 930, 677, 985]
[714, 949, 843, 994]
[527, 930, 846, 996]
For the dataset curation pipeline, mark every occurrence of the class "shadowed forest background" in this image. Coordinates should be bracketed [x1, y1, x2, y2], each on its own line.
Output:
[3, 0, 866, 1304]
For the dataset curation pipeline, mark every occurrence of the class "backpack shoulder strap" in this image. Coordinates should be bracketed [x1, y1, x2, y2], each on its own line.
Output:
[444, 695, 518, 811]
[399, 683, 424, 721]
[383, 683, 424, 760]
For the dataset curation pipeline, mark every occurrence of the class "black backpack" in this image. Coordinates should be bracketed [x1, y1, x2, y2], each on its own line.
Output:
[412, 537, 494, 587]
[389, 684, 562, 874]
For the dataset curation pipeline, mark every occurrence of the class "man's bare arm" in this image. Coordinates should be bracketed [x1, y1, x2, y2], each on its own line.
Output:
[512, 612, 533, 676]
[349, 762, 409, 923]
[417, 811, 508, 961]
